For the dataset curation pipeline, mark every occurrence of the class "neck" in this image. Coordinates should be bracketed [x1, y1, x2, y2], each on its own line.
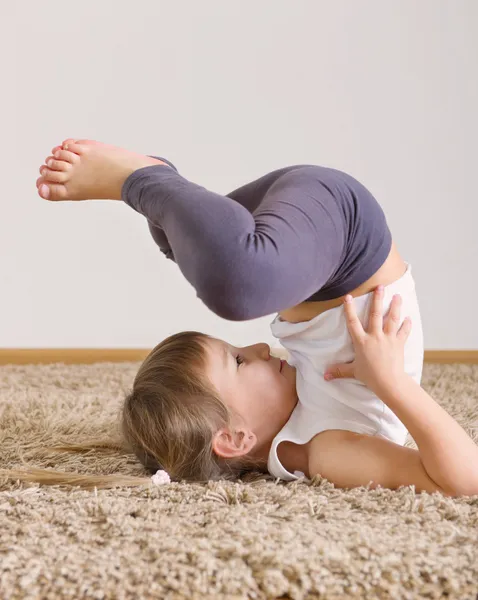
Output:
[249, 437, 274, 465]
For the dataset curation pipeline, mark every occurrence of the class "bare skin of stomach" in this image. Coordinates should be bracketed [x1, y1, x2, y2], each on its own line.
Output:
[278, 241, 407, 324]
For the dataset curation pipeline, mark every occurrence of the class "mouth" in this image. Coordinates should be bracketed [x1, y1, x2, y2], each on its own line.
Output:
[279, 359, 284, 373]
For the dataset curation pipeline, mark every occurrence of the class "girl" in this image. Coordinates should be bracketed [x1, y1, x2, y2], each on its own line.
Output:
[3, 140, 477, 496]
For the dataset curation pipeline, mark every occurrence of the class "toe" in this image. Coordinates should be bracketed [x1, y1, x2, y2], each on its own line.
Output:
[45, 157, 71, 172]
[41, 167, 69, 183]
[61, 142, 85, 155]
[38, 183, 51, 199]
[62, 138, 78, 147]
[52, 149, 79, 164]
[38, 182, 67, 201]
[61, 139, 86, 154]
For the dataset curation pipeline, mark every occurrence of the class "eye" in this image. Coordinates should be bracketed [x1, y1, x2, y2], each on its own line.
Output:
[235, 354, 244, 367]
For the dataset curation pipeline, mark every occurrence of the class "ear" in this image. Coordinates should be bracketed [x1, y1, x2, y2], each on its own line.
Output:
[212, 426, 257, 459]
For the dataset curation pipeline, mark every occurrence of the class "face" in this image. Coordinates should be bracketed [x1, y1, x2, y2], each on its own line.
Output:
[204, 338, 298, 454]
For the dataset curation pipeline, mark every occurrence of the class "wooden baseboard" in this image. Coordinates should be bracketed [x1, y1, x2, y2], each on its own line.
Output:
[0, 349, 478, 365]
[422, 351, 478, 364]
[0, 349, 152, 365]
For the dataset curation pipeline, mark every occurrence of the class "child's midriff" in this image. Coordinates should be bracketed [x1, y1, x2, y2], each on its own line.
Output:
[278, 241, 407, 323]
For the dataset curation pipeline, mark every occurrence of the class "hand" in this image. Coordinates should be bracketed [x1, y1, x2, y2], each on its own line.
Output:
[324, 286, 412, 391]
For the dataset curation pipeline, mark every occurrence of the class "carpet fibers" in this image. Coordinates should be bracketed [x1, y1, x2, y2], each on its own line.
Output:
[0, 361, 477, 599]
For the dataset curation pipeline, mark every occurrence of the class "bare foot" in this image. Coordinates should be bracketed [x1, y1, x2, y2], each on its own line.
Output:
[36, 139, 167, 201]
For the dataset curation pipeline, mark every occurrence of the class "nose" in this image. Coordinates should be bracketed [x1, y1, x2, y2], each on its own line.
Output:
[243, 343, 271, 361]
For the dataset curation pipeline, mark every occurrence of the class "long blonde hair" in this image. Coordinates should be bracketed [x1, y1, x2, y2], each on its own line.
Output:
[1, 331, 268, 490]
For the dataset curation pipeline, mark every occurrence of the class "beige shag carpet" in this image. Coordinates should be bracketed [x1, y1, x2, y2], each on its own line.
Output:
[1, 360, 478, 600]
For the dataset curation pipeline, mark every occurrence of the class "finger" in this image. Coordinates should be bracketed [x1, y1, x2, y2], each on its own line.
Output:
[367, 285, 384, 335]
[384, 294, 402, 335]
[343, 295, 365, 342]
[397, 316, 412, 342]
[324, 362, 355, 381]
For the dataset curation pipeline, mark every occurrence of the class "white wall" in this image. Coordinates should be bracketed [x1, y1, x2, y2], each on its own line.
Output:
[2, 0, 477, 350]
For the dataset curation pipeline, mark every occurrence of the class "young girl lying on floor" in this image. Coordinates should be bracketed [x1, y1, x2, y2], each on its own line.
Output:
[3, 139, 477, 496]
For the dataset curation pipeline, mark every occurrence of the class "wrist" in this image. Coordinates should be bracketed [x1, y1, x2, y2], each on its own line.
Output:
[369, 372, 413, 396]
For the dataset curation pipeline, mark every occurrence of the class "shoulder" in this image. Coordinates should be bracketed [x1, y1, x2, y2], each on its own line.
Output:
[308, 429, 363, 475]
[310, 429, 361, 447]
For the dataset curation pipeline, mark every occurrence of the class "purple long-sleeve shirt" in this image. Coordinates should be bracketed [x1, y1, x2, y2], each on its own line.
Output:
[121, 158, 391, 321]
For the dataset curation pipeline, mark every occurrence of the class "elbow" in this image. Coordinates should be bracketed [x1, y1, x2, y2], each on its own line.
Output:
[440, 480, 478, 497]
[448, 486, 478, 498]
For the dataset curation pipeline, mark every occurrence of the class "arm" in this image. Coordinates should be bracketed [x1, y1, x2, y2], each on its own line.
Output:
[309, 429, 449, 496]
[365, 374, 478, 496]
[322, 288, 478, 497]
[122, 164, 345, 320]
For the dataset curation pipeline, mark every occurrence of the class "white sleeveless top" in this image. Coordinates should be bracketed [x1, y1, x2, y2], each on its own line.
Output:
[267, 263, 424, 481]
